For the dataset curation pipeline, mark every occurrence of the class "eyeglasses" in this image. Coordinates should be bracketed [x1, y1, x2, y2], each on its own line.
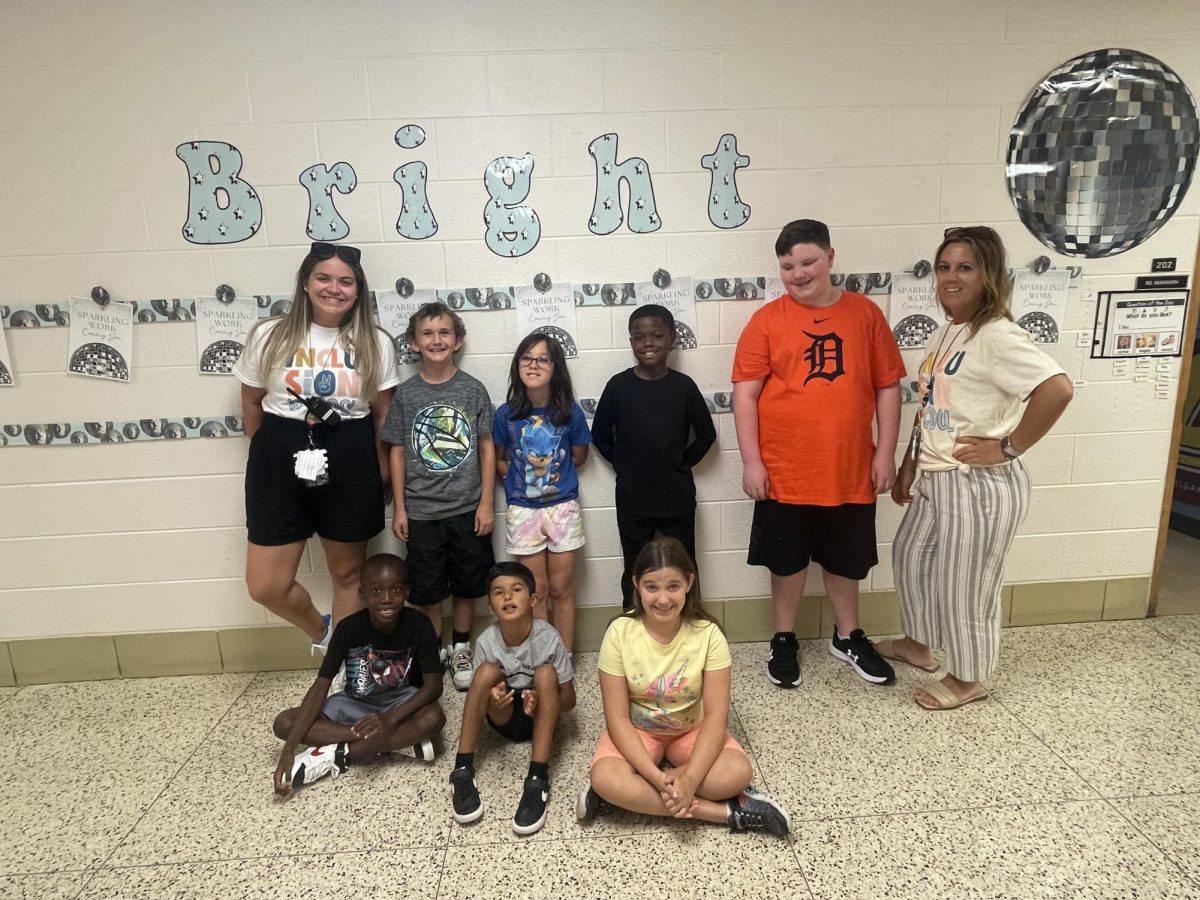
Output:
[310, 241, 361, 265]
[520, 354, 553, 369]
[943, 226, 997, 240]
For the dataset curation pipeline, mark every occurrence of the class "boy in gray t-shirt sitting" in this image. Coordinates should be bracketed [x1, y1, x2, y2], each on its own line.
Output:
[448, 562, 576, 836]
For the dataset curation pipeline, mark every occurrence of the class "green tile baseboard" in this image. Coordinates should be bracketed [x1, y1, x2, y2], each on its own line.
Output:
[0, 577, 1151, 684]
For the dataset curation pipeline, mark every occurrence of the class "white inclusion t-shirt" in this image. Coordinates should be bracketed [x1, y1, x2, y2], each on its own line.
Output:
[915, 318, 1065, 472]
[232, 320, 400, 421]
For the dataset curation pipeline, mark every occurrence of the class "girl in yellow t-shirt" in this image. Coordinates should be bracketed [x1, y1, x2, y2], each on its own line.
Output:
[577, 537, 790, 835]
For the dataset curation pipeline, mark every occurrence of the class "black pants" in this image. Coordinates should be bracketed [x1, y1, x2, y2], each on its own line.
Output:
[615, 507, 698, 610]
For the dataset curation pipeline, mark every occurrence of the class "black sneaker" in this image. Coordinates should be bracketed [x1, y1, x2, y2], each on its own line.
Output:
[576, 780, 600, 822]
[728, 787, 791, 836]
[512, 774, 549, 835]
[828, 627, 895, 685]
[767, 632, 800, 687]
[449, 766, 484, 824]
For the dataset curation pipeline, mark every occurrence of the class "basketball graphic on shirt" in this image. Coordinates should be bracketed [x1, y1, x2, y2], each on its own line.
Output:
[412, 405, 472, 471]
[532, 325, 577, 357]
[893, 315, 939, 349]
[1016, 311, 1059, 344]
[673, 322, 698, 351]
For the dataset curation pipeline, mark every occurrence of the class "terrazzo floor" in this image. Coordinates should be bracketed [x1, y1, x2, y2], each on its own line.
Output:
[4, 617, 1200, 899]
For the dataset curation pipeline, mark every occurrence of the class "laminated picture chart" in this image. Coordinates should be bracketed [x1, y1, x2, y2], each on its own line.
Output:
[67, 297, 134, 382]
[1091, 289, 1190, 358]
[195, 295, 259, 375]
[515, 284, 579, 357]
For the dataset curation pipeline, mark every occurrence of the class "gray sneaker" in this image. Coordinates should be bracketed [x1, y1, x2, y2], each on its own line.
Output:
[576, 780, 601, 822]
[450, 643, 474, 692]
[728, 787, 790, 836]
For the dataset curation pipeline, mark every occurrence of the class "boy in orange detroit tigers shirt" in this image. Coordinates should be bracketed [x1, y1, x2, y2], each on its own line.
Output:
[732, 219, 906, 688]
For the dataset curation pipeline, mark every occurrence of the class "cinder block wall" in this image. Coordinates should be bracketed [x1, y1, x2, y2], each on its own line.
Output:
[1, 1, 1197, 681]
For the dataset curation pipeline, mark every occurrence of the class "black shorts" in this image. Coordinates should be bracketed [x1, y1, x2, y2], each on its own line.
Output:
[487, 687, 533, 742]
[245, 414, 384, 546]
[406, 510, 494, 606]
[747, 499, 877, 581]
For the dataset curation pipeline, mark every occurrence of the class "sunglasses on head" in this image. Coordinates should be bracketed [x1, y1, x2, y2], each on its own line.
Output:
[310, 241, 361, 265]
[943, 226, 996, 240]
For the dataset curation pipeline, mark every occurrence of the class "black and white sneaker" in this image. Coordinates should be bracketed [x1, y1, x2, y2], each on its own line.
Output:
[289, 741, 348, 788]
[828, 627, 895, 685]
[728, 787, 791, 836]
[396, 738, 436, 762]
[767, 632, 801, 688]
[576, 780, 600, 822]
[449, 766, 484, 824]
[512, 774, 549, 835]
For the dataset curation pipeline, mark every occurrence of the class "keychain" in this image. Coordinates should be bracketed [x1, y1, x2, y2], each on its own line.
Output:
[294, 430, 329, 486]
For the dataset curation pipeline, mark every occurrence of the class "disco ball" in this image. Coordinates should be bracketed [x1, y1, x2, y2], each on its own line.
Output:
[1006, 48, 1198, 258]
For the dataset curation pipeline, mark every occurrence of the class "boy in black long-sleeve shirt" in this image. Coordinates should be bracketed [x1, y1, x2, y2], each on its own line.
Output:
[592, 304, 717, 609]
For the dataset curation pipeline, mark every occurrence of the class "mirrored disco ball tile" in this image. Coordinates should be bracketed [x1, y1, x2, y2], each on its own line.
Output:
[1006, 48, 1198, 258]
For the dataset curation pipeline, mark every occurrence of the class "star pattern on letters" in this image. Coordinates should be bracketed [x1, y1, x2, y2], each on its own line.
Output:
[234, 208, 244, 220]
[198, 208, 209, 221]
[217, 223, 228, 236]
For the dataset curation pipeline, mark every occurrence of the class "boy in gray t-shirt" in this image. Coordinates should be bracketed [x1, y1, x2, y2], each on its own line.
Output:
[381, 302, 495, 693]
[448, 562, 576, 836]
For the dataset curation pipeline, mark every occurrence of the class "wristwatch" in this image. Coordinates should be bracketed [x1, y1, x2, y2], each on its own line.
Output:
[999, 435, 1022, 460]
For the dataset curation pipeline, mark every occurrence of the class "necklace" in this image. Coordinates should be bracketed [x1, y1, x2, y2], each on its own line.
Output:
[909, 324, 969, 462]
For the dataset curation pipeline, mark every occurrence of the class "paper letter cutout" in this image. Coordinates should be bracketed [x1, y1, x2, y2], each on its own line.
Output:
[176, 141, 263, 244]
[587, 133, 661, 235]
[484, 154, 541, 257]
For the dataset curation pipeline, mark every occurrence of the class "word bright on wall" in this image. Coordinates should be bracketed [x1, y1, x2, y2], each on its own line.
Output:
[177, 131, 752, 257]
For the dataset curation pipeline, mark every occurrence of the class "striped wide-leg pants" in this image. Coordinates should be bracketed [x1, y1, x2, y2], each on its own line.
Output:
[894, 462, 1031, 682]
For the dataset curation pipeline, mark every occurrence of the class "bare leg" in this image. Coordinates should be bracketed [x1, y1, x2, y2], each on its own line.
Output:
[452, 595, 477, 638]
[246, 541, 324, 640]
[682, 748, 753, 802]
[590, 757, 730, 824]
[890, 636, 936, 669]
[319, 537, 368, 626]
[547, 549, 578, 651]
[521, 550, 551, 622]
[412, 600, 444, 639]
[824, 571, 860, 635]
[771, 569, 808, 633]
[458, 662, 507, 754]
[274, 704, 446, 761]
[529, 664, 560, 764]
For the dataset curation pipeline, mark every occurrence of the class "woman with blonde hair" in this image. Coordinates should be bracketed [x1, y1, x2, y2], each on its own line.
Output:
[882, 227, 1074, 710]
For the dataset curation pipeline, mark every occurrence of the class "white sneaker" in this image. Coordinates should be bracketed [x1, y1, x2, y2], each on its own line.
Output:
[310, 614, 333, 656]
[396, 738, 436, 762]
[290, 742, 348, 788]
[450, 642, 474, 692]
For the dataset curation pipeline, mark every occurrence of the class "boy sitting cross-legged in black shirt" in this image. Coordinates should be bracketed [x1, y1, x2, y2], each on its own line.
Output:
[592, 304, 717, 609]
[272, 553, 446, 794]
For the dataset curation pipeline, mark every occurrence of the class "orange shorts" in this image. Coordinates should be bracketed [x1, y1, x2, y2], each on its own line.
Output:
[591, 724, 744, 768]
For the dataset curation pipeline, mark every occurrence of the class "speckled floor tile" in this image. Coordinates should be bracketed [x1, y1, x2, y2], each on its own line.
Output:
[440, 829, 808, 899]
[0, 687, 19, 706]
[0, 872, 89, 899]
[793, 800, 1197, 900]
[105, 671, 453, 866]
[1144, 615, 1200, 654]
[987, 623, 1200, 796]
[726, 642, 1095, 821]
[80, 849, 445, 898]
[0, 673, 254, 875]
[1112, 794, 1200, 884]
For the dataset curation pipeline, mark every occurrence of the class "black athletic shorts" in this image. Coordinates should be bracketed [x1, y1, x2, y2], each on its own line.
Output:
[245, 414, 384, 546]
[406, 510, 494, 606]
[487, 687, 534, 742]
[747, 499, 877, 581]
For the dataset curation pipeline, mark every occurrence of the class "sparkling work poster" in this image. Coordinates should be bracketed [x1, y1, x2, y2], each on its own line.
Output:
[195, 295, 259, 374]
[515, 284, 579, 357]
[68, 298, 134, 382]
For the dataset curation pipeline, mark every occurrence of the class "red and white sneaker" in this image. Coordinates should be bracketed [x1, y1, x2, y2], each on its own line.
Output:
[290, 742, 348, 788]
